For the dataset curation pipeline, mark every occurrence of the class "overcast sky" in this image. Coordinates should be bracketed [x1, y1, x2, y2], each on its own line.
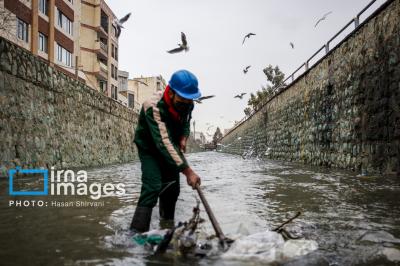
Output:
[107, 0, 384, 137]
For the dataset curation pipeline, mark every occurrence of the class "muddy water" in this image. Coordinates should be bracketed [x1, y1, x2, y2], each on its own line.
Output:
[0, 152, 399, 265]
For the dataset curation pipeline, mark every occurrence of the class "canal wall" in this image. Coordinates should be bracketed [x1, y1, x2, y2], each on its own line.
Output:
[221, 0, 400, 175]
[0, 37, 139, 176]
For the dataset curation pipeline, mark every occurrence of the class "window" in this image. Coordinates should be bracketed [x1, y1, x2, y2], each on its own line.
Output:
[57, 43, 72, 67]
[112, 25, 117, 37]
[111, 85, 118, 100]
[114, 65, 118, 80]
[99, 80, 107, 93]
[67, 0, 73, 4]
[111, 64, 118, 80]
[100, 10, 108, 33]
[39, 0, 48, 15]
[38, 32, 48, 53]
[17, 18, 29, 42]
[57, 9, 73, 35]
[128, 94, 134, 109]
[111, 44, 118, 60]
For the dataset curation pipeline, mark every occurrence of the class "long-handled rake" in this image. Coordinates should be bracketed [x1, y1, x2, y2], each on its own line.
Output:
[195, 184, 234, 250]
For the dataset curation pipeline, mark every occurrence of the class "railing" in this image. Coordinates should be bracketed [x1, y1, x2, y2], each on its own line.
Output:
[223, 0, 392, 139]
[283, 0, 387, 86]
[99, 62, 108, 77]
[99, 62, 107, 70]
[100, 42, 108, 53]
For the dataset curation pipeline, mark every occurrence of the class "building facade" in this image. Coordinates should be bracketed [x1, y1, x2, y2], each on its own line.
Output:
[0, 0, 82, 79]
[117, 69, 131, 108]
[79, 0, 119, 98]
[127, 75, 166, 110]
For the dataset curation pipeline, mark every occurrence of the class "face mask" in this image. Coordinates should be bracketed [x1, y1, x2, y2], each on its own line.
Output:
[172, 93, 194, 115]
[173, 101, 194, 115]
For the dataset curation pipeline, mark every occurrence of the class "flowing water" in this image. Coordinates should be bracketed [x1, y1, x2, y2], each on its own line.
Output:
[0, 152, 399, 265]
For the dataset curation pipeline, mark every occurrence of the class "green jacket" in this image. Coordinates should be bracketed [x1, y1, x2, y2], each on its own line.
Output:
[134, 91, 191, 172]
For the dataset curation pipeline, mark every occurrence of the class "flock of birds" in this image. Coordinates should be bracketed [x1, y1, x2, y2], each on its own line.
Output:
[162, 10, 332, 106]
[113, 9, 333, 135]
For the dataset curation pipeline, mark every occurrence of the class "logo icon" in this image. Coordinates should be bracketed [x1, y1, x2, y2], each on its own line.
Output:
[8, 167, 48, 196]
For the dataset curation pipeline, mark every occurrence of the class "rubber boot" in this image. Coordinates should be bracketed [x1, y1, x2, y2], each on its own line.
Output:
[159, 200, 176, 229]
[159, 199, 176, 220]
[130, 206, 152, 233]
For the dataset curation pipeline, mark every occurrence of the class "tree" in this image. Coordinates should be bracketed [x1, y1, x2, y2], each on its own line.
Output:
[244, 107, 252, 117]
[0, 4, 19, 38]
[262, 65, 285, 90]
[212, 127, 223, 145]
[246, 65, 286, 112]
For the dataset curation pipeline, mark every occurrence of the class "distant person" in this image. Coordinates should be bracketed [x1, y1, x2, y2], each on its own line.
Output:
[130, 70, 202, 233]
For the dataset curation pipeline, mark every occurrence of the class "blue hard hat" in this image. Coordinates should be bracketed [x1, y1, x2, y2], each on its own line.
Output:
[168, 70, 201, 100]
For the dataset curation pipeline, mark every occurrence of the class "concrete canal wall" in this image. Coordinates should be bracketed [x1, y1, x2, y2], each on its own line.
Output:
[0, 37, 139, 176]
[221, 0, 400, 175]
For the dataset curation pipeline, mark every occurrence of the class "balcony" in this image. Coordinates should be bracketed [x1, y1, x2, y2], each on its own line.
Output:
[95, 40, 108, 60]
[97, 9, 109, 38]
[100, 41, 108, 53]
[94, 61, 108, 80]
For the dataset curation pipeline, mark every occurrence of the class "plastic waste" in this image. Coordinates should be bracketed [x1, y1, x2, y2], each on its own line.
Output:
[132, 229, 168, 246]
[222, 231, 318, 263]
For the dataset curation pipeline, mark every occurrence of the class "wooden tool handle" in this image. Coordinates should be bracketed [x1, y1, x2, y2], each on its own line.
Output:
[195, 184, 226, 241]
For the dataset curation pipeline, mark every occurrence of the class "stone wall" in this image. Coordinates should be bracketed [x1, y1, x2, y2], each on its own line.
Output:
[221, 0, 400, 176]
[0, 37, 139, 177]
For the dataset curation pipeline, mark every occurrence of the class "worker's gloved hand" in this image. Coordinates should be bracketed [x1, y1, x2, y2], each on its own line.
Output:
[182, 167, 201, 189]
[179, 136, 188, 153]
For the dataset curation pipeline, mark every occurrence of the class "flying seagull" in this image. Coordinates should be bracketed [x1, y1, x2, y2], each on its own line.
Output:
[194, 95, 215, 104]
[114, 13, 131, 37]
[290, 42, 295, 49]
[243, 65, 251, 74]
[314, 11, 332, 27]
[242, 33, 256, 45]
[134, 80, 148, 86]
[234, 93, 247, 99]
[167, 32, 189, 54]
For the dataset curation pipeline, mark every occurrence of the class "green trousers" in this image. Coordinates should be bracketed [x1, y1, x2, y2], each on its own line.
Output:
[137, 150, 180, 218]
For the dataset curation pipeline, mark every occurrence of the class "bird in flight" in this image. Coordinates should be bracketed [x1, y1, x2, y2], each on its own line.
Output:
[290, 42, 294, 49]
[243, 65, 251, 74]
[194, 95, 215, 104]
[167, 32, 189, 54]
[314, 11, 332, 27]
[234, 93, 247, 99]
[114, 13, 131, 37]
[242, 33, 256, 45]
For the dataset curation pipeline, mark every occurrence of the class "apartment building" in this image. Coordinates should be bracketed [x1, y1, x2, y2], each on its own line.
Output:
[79, 0, 119, 98]
[127, 75, 167, 109]
[0, 0, 82, 79]
[117, 70, 132, 108]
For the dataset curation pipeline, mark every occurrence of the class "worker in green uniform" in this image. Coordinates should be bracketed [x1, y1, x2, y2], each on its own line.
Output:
[130, 69, 202, 233]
